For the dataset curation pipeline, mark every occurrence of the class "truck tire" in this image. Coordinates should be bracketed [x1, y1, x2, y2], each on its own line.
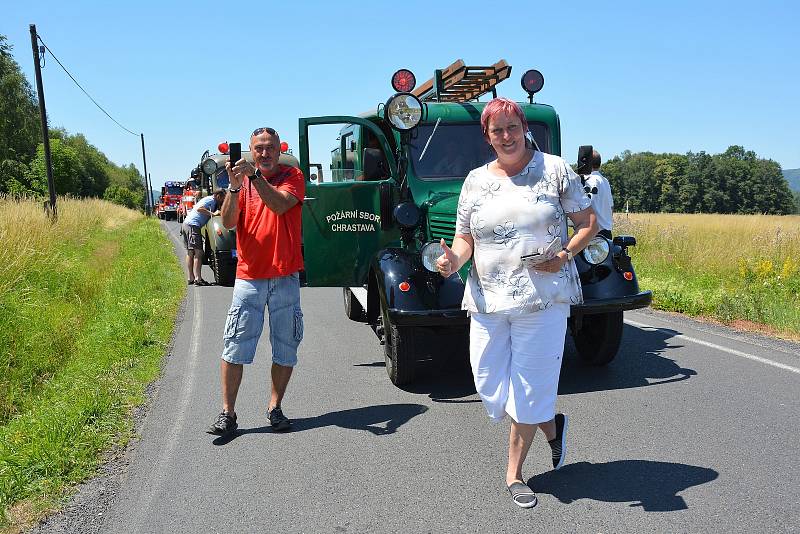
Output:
[572, 311, 624, 366]
[380, 304, 416, 386]
[343, 288, 367, 322]
[212, 250, 236, 287]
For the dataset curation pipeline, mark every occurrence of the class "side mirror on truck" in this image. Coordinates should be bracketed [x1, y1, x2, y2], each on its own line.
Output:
[576, 145, 594, 175]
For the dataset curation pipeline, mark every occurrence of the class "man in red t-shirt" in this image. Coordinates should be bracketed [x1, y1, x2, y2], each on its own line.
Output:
[207, 127, 305, 436]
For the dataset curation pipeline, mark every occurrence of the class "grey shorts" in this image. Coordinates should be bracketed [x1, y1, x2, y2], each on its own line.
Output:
[221, 274, 303, 367]
[182, 223, 202, 251]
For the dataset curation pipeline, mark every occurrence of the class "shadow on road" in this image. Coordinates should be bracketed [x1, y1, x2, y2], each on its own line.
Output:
[350, 322, 696, 402]
[212, 403, 428, 445]
[559, 324, 697, 395]
[529, 460, 719, 512]
[402, 362, 479, 404]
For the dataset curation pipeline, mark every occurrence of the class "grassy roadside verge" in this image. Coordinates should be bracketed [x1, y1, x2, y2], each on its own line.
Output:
[615, 213, 800, 339]
[0, 198, 183, 531]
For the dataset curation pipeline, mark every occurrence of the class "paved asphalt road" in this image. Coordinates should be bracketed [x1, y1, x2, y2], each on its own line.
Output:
[36, 220, 800, 533]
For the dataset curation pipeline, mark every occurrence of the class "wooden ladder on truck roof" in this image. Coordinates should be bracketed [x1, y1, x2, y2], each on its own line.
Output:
[412, 59, 512, 103]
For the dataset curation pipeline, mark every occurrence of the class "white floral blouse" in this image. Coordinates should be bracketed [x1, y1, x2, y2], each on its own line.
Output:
[455, 150, 592, 314]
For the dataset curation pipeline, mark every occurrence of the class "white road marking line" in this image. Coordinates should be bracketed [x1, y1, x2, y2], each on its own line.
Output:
[625, 319, 800, 375]
[629, 310, 800, 358]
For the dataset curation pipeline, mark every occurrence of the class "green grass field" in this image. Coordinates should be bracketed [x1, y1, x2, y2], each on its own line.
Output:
[615, 213, 800, 338]
[0, 197, 183, 531]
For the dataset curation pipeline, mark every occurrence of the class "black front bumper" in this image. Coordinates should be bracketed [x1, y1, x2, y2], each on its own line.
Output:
[388, 290, 652, 326]
[388, 307, 469, 326]
[570, 290, 653, 316]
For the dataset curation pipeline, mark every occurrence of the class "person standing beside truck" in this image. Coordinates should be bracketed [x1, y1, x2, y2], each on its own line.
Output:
[583, 149, 613, 238]
[206, 127, 305, 437]
[435, 98, 598, 508]
[182, 189, 226, 286]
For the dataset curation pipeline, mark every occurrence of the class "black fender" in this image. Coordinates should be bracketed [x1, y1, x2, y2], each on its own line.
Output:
[370, 247, 468, 327]
[571, 235, 652, 318]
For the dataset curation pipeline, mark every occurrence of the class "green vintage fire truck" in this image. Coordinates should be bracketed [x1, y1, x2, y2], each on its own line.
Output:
[218, 60, 652, 386]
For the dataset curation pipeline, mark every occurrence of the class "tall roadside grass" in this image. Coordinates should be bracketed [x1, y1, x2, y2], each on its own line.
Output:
[615, 213, 800, 338]
[0, 197, 183, 530]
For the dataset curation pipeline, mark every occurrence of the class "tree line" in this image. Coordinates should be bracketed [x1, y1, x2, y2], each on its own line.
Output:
[2, 31, 798, 215]
[599, 147, 798, 215]
[0, 34, 145, 210]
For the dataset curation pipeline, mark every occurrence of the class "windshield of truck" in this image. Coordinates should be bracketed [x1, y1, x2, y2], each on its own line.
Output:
[408, 122, 550, 181]
[165, 186, 183, 195]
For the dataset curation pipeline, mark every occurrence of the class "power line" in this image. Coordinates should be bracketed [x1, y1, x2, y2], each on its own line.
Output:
[35, 34, 139, 137]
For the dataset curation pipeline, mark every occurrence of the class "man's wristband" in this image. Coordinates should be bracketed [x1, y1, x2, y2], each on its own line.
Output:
[228, 186, 241, 193]
[562, 248, 573, 261]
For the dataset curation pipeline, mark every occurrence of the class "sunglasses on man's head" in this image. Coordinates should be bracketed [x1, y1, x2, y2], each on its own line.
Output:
[252, 127, 277, 137]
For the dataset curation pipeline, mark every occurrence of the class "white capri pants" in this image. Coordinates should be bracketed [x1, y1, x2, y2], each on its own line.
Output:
[469, 304, 569, 425]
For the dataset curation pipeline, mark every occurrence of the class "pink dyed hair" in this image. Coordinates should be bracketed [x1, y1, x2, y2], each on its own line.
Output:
[480, 97, 528, 139]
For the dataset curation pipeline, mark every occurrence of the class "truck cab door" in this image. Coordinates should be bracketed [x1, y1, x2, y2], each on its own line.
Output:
[299, 116, 399, 287]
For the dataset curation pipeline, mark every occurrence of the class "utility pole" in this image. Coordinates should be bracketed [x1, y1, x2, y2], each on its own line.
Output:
[147, 172, 153, 214]
[140, 133, 150, 215]
[29, 24, 57, 220]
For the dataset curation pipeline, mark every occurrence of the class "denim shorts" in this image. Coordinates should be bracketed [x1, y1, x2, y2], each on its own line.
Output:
[221, 274, 303, 367]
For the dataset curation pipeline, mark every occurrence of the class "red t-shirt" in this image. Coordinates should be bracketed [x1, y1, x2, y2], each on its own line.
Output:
[235, 165, 305, 279]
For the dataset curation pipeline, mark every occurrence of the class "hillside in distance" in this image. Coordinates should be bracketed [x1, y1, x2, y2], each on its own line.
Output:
[783, 169, 800, 192]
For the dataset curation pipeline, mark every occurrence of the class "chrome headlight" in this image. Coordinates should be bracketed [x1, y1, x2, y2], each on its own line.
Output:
[582, 236, 610, 265]
[385, 92, 423, 131]
[202, 158, 218, 175]
[421, 241, 445, 272]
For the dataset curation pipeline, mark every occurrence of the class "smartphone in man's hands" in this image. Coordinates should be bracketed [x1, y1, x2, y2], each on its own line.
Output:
[229, 142, 242, 166]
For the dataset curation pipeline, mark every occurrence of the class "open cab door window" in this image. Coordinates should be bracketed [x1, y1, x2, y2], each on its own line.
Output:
[300, 117, 399, 287]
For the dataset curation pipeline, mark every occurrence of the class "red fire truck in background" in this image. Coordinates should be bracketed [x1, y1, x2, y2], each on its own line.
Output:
[156, 181, 184, 220]
[176, 178, 200, 223]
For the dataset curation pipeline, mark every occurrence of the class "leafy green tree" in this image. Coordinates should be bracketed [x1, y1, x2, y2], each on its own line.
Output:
[615, 151, 660, 212]
[655, 154, 688, 212]
[0, 159, 35, 195]
[62, 133, 110, 197]
[793, 190, 800, 214]
[29, 139, 82, 196]
[749, 158, 794, 215]
[0, 35, 40, 165]
[103, 185, 140, 210]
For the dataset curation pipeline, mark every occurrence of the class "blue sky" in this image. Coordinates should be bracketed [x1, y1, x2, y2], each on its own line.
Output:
[5, 0, 799, 191]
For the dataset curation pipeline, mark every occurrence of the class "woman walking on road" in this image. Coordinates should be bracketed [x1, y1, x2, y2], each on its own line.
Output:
[436, 98, 597, 508]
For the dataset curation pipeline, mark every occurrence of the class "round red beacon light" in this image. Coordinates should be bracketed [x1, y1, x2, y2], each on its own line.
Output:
[218, 142, 229, 154]
[398, 281, 411, 292]
[391, 69, 417, 93]
[521, 69, 545, 94]
[280, 141, 289, 152]
[623, 272, 633, 281]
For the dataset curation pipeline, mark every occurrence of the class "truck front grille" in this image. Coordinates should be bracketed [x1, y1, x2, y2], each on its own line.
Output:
[428, 214, 456, 243]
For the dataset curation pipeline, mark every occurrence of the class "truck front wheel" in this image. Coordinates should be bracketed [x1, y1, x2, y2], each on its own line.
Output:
[572, 311, 624, 366]
[380, 305, 417, 386]
[212, 250, 236, 287]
